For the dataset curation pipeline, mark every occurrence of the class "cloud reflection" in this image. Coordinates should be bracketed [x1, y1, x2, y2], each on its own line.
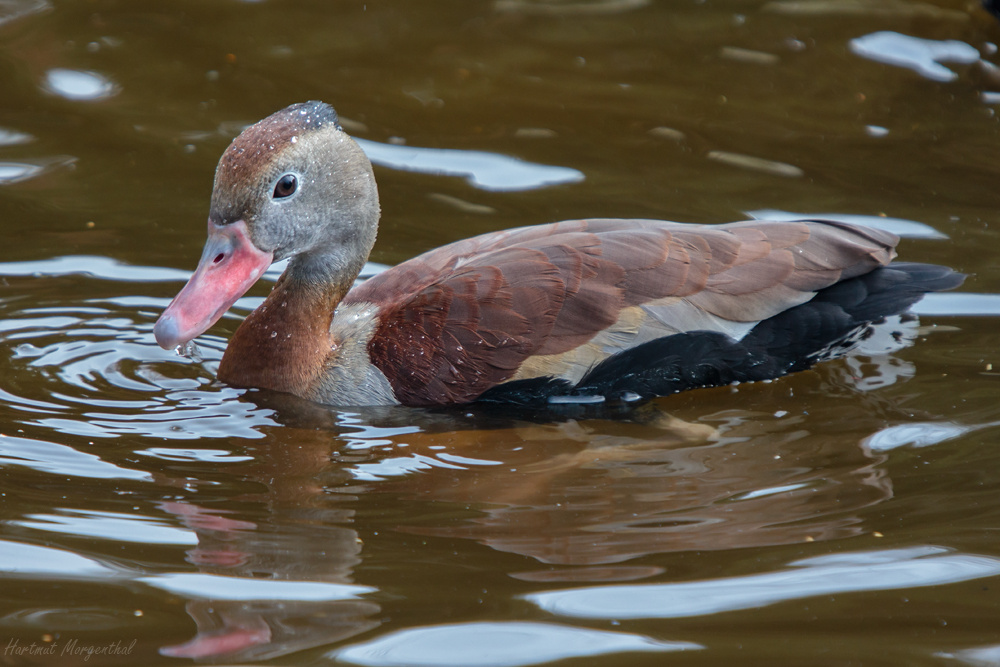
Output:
[355, 138, 584, 191]
[849, 32, 980, 83]
[525, 546, 1000, 619]
[331, 621, 699, 667]
[42, 68, 119, 101]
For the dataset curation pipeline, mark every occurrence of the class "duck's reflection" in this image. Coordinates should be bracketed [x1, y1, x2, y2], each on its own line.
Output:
[154, 443, 378, 661]
[160, 596, 378, 661]
[157, 380, 905, 660]
[358, 409, 892, 570]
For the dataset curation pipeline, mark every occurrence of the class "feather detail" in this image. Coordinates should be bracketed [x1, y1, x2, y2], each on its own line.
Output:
[347, 218, 922, 406]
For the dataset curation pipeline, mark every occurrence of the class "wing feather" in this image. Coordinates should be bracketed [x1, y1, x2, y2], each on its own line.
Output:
[345, 218, 899, 405]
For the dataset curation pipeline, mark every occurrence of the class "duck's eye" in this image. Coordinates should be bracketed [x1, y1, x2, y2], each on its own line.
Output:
[273, 173, 298, 199]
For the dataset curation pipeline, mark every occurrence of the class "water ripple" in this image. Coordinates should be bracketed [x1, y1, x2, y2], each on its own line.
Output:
[0, 539, 375, 601]
[0, 255, 399, 445]
[0, 156, 76, 184]
[0, 0, 50, 26]
[0, 255, 190, 281]
[0, 434, 153, 481]
[525, 546, 1000, 619]
[331, 621, 698, 667]
[11, 509, 199, 545]
[1, 291, 276, 442]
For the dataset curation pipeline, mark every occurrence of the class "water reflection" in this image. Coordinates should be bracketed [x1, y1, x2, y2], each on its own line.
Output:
[761, 0, 969, 20]
[5, 364, 970, 662]
[347, 409, 894, 566]
[850, 32, 981, 83]
[12, 509, 198, 545]
[0, 255, 190, 281]
[160, 597, 379, 661]
[525, 546, 1000, 619]
[943, 644, 1000, 666]
[863, 421, 983, 452]
[0, 414, 383, 661]
[150, 459, 379, 660]
[331, 621, 699, 667]
[494, 0, 651, 15]
[746, 209, 949, 239]
[706, 150, 804, 178]
[355, 138, 585, 191]
[0, 156, 75, 185]
[0, 433, 153, 480]
[0, 0, 49, 26]
[0, 531, 378, 662]
[910, 292, 1000, 317]
[42, 68, 118, 101]
[0, 127, 32, 146]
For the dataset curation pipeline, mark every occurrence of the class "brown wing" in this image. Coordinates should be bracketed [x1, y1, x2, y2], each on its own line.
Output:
[344, 219, 898, 406]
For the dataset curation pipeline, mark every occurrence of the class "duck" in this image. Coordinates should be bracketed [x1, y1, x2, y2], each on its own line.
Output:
[153, 101, 963, 408]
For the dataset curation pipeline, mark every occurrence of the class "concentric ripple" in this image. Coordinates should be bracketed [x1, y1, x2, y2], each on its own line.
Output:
[0, 257, 278, 441]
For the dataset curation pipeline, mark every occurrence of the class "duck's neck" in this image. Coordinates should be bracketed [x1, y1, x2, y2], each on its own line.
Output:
[217, 250, 363, 396]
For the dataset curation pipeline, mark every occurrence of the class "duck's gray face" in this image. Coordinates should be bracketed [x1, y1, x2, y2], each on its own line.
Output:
[153, 101, 379, 350]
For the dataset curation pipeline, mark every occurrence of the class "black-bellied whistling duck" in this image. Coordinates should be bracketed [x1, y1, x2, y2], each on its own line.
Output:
[153, 101, 963, 407]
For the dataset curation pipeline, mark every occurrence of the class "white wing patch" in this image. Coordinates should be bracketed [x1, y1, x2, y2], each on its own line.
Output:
[510, 297, 771, 385]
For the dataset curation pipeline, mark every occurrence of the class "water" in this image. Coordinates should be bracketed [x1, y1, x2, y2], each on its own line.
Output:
[2, 0, 1000, 665]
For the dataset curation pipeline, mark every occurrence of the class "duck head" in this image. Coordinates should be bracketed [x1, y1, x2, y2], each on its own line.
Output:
[153, 101, 380, 350]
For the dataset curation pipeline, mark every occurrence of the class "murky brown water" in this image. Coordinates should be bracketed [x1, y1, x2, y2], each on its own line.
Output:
[3, 0, 1000, 665]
